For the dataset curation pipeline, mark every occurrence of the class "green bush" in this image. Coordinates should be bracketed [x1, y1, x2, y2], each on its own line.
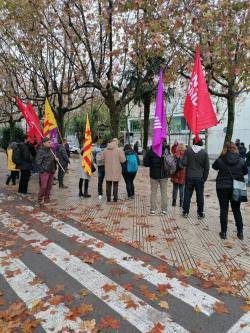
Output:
[0, 125, 25, 151]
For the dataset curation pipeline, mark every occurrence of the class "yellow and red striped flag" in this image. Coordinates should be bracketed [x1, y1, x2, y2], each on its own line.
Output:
[82, 114, 93, 176]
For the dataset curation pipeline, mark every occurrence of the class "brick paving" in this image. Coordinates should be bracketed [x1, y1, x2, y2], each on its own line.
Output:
[0, 152, 249, 297]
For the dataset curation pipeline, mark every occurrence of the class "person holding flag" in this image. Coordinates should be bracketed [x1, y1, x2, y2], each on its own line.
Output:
[79, 114, 93, 198]
[182, 46, 218, 219]
[143, 69, 172, 215]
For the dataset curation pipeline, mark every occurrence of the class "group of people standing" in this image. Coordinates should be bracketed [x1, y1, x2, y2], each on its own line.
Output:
[5, 135, 249, 241]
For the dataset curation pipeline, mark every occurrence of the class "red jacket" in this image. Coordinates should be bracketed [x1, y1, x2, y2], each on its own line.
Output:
[171, 150, 186, 185]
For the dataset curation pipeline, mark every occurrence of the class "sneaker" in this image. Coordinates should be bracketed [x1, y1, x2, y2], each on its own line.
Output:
[161, 210, 167, 215]
[198, 213, 205, 220]
[150, 210, 156, 215]
[237, 232, 244, 240]
[182, 213, 188, 218]
[219, 232, 227, 240]
[83, 194, 91, 198]
[98, 195, 103, 200]
[59, 185, 68, 189]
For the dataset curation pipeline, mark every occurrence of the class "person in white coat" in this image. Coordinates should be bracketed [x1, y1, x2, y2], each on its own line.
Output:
[78, 148, 91, 198]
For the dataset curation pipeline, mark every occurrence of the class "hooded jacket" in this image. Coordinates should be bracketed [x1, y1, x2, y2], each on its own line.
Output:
[212, 152, 248, 189]
[183, 146, 210, 181]
[103, 142, 126, 181]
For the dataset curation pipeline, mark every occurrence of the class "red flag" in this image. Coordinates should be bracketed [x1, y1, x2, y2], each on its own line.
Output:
[15, 98, 43, 143]
[184, 46, 218, 141]
[26, 103, 43, 143]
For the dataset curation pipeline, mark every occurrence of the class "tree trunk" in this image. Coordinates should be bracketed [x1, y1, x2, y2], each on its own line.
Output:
[56, 109, 66, 142]
[224, 93, 235, 144]
[142, 91, 152, 150]
[109, 107, 120, 138]
[9, 120, 15, 142]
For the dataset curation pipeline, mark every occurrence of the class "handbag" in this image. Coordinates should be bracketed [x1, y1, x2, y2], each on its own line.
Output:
[226, 164, 248, 202]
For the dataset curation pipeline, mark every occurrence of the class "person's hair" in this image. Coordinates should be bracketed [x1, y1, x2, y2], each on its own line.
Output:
[220, 141, 238, 156]
[193, 138, 203, 146]
[176, 143, 186, 152]
[124, 144, 131, 151]
[240, 142, 245, 147]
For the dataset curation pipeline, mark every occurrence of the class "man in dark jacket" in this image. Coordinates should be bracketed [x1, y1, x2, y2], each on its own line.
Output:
[56, 142, 70, 188]
[182, 139, 210, 219]
[16, 137, 35, 195]
[36, 137, 57, 205]
[143, 142, 169, 215]
[246, 145, 250, 187]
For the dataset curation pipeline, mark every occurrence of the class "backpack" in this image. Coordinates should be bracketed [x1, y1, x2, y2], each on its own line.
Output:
[95, 150, 104, 167]
[12, 144, 22, 166]
[162, 152, 177, 176]
[127, 154, 138, 173]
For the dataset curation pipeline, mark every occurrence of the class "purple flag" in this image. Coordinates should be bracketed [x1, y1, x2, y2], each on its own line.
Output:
[50, 128, 58, 151]
[152, 69, 167, 157]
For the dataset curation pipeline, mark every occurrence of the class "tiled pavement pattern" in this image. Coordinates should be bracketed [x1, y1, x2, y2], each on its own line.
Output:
[0, 152, 249, 298]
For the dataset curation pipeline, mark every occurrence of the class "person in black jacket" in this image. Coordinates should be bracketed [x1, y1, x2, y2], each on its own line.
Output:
[122, 144, 139, 199]
[56, 142, 70, 188]
[16, 137, 35, 195]
[182, 138, 210, 219]
[143, 141, 169, 215]
[212, 141, 248, 240]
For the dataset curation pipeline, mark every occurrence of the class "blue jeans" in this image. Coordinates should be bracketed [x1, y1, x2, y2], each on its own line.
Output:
[248, 167, 250, 185]
[183, 177, 204, 216]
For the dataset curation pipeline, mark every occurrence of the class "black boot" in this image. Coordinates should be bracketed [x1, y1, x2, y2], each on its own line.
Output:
[219, 232, 227, 240]
[172, 199, 176, 207]
[237, 231, 244, 240]
[79, 178, 84, 197]
[84, 179, 91, 198]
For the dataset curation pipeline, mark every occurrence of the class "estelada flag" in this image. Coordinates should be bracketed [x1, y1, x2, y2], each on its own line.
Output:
[43, 98, 57, 136]
[184, 46, 218, 141]
[82, 114, 93, 176]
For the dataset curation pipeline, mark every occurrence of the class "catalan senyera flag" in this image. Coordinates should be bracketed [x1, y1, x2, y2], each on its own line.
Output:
[82, 114, 93, 176]
[43, 98, 58, 149]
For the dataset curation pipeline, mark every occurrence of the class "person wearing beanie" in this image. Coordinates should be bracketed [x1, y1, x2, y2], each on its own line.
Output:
[182, 138, 209, 219]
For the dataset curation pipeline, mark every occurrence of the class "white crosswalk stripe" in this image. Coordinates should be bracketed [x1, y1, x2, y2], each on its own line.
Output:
[0, 249, 85, 333]
[24, 206, 221, 316]
[226, 313, 250, 333]
[0, 210, 189, 333]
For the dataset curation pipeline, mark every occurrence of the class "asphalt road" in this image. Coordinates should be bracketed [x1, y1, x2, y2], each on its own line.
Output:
[0, 190, 249, 333]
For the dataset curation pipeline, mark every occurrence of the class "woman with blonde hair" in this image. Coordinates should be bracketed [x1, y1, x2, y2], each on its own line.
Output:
[212, 141, 248, 240]
[171, 143, 186, 207]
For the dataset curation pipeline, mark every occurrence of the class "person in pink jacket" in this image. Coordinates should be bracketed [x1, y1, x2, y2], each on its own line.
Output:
[103, 138, 126, 202]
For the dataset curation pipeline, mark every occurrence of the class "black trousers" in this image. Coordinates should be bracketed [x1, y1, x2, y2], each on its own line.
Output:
[79, 178, 89, 195]
[123, 172, 136, 198]
[172, 183, 184, 204]
[6, 171, 19, 185]
[183, 177, 204, 215]
[58, 166, 65, 187]
[98, 166, 105, 195]
[18, 170, 31, 194]
[106, 181, 118, 202]
[216, 188, 243, 233]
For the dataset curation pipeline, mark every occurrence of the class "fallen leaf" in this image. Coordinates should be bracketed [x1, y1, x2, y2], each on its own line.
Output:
[101, 283, 117, 293]
[214, 302, 229, 314]
[147, 322, 165, 333]
[157, 283, 172, 295]
[145, 234, 157, 242]
[80, 319, 96, 332]
[49, 295, 64, 306]
[123, 283, 134, 292]
[29, 277, 43, 286]
[99, 315, 120, 329]
[240, 304, 250, 312]
[194, 305, 202, 313]
[125, 299, 139, 310]
[159, 301, 169, 310]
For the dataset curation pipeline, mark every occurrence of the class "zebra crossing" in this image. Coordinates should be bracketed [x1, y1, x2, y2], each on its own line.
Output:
[0, 201, 249, 333]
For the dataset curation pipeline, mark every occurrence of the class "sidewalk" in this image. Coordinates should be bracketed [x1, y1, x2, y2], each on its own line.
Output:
[0, 152, 249, 297]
